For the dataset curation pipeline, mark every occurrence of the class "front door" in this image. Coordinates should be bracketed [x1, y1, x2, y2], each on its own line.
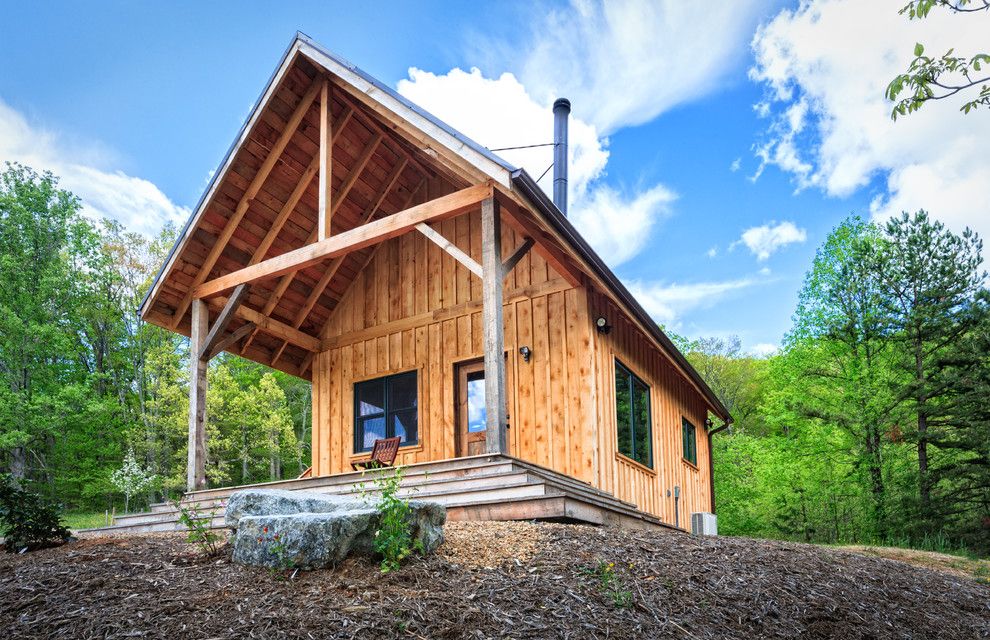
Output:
[456, 360, 488, 456]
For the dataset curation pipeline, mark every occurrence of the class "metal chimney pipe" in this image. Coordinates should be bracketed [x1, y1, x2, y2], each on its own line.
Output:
[552, 98, 570, 215]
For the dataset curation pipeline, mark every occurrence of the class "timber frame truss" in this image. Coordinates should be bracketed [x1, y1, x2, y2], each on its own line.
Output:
[172, 67, 578, 490]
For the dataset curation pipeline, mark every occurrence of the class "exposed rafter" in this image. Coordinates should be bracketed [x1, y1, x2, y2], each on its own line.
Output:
[170, 75, 323, 328]
[495, 195, 582, 287]
[314, 177, 426, 347]
[194, 182, 493, 299]
[270, 158, 414, 365]
[206, 296, 321, 353]
[238, 102, 357, 355]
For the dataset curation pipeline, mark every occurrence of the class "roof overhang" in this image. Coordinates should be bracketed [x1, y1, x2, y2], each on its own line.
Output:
[138, 32, 731, 420]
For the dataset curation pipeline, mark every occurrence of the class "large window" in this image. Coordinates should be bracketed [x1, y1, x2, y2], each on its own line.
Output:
[615, 360, 652, 468]
[354, 371, 418, 452]
[682, 417, 697, 466]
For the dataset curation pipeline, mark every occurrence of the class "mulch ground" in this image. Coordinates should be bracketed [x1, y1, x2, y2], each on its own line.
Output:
[2, 521, 988, 639]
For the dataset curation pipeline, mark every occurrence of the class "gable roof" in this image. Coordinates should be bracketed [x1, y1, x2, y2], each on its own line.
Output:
[140, 33, 730, 421]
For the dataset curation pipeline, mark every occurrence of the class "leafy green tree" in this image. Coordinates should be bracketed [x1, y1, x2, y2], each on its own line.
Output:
[684, 336, 769, 434]
[887, 1, 990, 118]
[110, 448, 158, 513]
[775, 217, 901, 536]
[0, 163, 96, 485]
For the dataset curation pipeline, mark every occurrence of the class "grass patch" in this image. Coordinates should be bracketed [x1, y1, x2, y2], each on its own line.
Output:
[62, 511, 111, 530]
[841, 545, 990, 584]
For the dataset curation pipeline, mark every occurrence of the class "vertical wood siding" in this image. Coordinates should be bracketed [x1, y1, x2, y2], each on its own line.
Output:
[311, 206, 715, 527]
[311, 207, 596, 482]
[587, 290, 714, 525]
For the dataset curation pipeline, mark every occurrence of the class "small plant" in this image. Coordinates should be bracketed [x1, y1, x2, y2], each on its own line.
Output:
[580, 560, 634, 608]
[110, 448, 158, 513]
[361, 466, 422, 573]
[0, 474, 71, 552]
[174, 500, 223, 556]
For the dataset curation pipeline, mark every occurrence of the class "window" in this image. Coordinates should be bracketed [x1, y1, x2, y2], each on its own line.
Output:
[682, 418, 697, 466]
[614, 360, 652, 468]
[354, 371, 418, 452]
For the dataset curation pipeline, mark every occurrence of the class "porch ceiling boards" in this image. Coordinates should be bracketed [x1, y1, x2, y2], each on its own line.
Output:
[142, 54, 444, 379]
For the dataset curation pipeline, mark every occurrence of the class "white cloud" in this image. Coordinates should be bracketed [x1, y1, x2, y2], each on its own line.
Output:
[748, 342, 778, 357]
[398, 68, 607, 203]
[730, 158, 742, 172]
[398, 0, 778, 268]
[398, 67, 674, 267]
[707, 246, 718, 258]
[734, 220, 807, 261]
[514, 0, 777, 134]
[569, 183, 676, 267]
[0, 98, 188, 236]
[750, 0, 990, 241]
[626, 277, 762, 328]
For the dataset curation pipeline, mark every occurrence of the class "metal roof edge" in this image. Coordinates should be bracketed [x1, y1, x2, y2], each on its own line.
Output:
[509, 169, 731, 421]
[296, 32, 518, 175]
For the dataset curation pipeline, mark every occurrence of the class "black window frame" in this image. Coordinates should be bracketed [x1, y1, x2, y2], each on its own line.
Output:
[614, 359, 653, 468]
[353, 370, 419, 453]
[682, 417, 698, 466]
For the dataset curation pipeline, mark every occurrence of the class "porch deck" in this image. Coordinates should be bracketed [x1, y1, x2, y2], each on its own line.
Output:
[81, 455, 675, 535]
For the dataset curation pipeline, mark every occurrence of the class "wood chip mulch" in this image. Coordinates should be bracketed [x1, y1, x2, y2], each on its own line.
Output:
[2, 521, 988, 639]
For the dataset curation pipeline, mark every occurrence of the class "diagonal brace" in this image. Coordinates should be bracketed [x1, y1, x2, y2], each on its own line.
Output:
[501, 237, 534, 277]
[199, 284, 250, 360]
[416, 222, 483, 277]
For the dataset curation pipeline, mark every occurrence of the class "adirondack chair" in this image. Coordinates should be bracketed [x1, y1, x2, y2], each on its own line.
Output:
[352, 436, 402, 471]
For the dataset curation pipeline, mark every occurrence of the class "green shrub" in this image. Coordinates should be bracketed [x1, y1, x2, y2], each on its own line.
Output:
[361, 467, 423, 573]
[580, 560, 634, 608]
[173, 500, 224, 556]
[0, 474, 71, 552]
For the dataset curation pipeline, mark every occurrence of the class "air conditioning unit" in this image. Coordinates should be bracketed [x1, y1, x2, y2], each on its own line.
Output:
[691, 512, 718, 536]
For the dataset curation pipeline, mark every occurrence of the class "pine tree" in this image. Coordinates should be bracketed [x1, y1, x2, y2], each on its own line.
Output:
[874, 211, 985, 526]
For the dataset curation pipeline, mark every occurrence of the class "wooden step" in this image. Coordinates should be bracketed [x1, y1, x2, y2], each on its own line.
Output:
[79, 455, 671, 535]
[174, 461, 520, 511]
[101, 470, 546, 530]
[182, 455, 507, 502]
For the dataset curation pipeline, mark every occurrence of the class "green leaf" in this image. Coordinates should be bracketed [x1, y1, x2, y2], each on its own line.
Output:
[914, 42, 925, 57]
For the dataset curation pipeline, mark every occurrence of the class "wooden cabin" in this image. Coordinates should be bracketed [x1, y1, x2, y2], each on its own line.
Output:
[139, 33, 730, 532]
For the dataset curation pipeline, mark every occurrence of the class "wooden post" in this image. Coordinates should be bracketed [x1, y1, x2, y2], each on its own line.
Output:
[481, 197, 508, 454]
[318, 79, 333, 241]
[187, 299, 209, 491]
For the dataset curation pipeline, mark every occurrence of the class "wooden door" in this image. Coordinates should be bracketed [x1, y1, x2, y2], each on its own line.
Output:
[456, 360, 487, 457]
[455, 359, 511, 457]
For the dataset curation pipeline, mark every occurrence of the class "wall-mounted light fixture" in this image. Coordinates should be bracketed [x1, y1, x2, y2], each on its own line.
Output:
[595, 316, 611, 334]
[519, 346, 532, 363]
[705, 418, 714, 429]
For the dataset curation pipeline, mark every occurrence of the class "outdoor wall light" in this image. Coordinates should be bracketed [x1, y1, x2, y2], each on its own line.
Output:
[519, 346, 532, 363]
[595, 316, 611, 334]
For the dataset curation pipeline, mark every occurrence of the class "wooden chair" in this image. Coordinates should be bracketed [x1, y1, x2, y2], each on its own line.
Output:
[352, 436, 402, 471]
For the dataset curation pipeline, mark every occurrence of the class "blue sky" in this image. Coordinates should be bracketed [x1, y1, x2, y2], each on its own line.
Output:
[1, 1, 986, 354]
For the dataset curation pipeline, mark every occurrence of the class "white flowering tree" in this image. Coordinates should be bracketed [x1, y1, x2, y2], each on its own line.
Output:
[110, 449, 158, 513]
